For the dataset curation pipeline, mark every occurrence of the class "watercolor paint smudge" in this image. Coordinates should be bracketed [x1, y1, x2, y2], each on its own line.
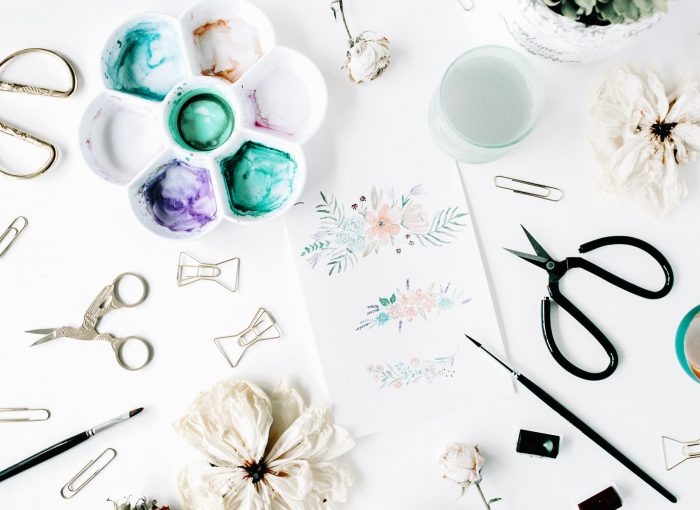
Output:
[220, 141, 297, 217]
[193, 19, 262, 83]
[103, 20, 185, 101]
[140, 159, 217, 232]
[248, 68, 310, 137]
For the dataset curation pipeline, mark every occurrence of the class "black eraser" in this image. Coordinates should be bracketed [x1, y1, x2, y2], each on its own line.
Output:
[516, 429, 560, 458]
[577, 486, 622, 510]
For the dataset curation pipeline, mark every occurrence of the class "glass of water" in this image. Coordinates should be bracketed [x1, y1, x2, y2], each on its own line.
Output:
[429, 45, 543, 164]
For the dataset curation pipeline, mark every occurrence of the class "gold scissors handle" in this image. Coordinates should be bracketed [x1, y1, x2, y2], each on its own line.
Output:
[0, 48, 77, 179]
[0, 121, 57, 179]
[0, 48, 77, 97]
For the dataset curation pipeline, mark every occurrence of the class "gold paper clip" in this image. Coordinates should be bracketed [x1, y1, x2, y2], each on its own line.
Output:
[177, 252, 240, 293]
[0, 407, 50, 422]
[0, 216, 28, 257]
[494, 176, 563, 202]
[662, 436, 700, 470]
[214, 308, 281, 367]
[60, 448, 117, 499]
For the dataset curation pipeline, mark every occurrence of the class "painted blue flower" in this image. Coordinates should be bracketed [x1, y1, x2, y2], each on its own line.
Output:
[376, 312, 390, 326]
[335, 231, 350, 244]
[438, 296, 454, 310]
[349, 234, 366, 251]
[344, 216, 364, 234]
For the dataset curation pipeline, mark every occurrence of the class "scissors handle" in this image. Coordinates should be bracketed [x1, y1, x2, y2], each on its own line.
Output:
[572, 236, 674, 299]
[542, 285, 618, 381]
[110, 273, 149, 309]
[110, 336, 153, 371]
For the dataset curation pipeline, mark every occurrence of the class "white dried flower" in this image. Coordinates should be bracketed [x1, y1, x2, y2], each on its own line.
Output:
[174, 379, 354, 510]
[440, 443, 501, 509]
[345, 32, 391, 84]
[440, 443, 484, 489]
[331, 0, 391, 84]
[590, 66, 700, 215]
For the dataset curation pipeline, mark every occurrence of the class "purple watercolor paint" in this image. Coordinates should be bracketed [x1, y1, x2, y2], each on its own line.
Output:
[141, 159, 217, 232]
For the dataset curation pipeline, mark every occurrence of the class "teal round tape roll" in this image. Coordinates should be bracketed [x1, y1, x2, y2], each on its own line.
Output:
[675, 304, 700, 383]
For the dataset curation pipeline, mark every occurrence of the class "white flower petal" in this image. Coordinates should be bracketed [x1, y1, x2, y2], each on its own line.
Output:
[267, 380, 305, 451]
[178, 462, 247, 510]
[266, 406, 355, 464]
[174, 379, 272, 466]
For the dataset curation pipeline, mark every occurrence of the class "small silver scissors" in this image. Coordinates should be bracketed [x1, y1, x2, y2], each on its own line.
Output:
[27, 273, 153, 371]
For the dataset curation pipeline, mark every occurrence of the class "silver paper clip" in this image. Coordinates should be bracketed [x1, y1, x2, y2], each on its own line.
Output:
[60, 447, 117, 499]
[0, 216, 28, 257]
[494, 176, 563, 202]
[0, 407, 50, 422]
[214, 308, 281, 367]
[662, 436, 700, 470]
[177, 252, 240, 293]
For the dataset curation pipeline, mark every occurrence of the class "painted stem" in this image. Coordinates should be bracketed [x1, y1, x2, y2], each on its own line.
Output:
[333, 0, 354, 41]
[475, 483, 491, 510]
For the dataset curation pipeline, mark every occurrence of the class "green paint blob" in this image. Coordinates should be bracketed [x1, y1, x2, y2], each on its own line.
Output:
[168, 89, 234, 151]
[220, 141, 297, 217]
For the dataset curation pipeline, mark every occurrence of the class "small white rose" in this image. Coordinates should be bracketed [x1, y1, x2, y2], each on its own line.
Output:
[344, 32, 391, 84]
[440, 442, 484, 487]
[401, 201, 430, 234]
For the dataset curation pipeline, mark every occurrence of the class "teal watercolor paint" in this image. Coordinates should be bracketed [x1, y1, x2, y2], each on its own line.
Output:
[103, 20, 184, 101]
[168, 89, 234, 151]
[220, 141, 297, 217]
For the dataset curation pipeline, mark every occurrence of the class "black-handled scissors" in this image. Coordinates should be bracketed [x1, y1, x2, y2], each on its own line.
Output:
[506, 226, 673, 381]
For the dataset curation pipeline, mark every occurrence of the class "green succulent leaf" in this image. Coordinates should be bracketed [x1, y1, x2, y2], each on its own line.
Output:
[545, 0, 666, 24]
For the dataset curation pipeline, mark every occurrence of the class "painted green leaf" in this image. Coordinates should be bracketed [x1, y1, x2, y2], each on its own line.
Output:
[379, 297, 390, 306]
[371, 186, 379, 210]
[390, 293, 396, 303]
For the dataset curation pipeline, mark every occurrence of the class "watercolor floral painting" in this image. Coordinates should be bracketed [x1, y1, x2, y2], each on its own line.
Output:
[300, 184, 468, 275]
[368, 353, 457, 389]
[356, 280, 471, 332]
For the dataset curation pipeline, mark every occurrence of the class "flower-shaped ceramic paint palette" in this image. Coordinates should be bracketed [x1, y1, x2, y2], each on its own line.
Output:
[80, 0, 327, 240]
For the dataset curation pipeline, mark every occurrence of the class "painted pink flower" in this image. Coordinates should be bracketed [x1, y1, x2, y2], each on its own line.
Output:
[365, 203, 401, 245]
[393, 380, 402, 389]
[387, 303, 404, 319]
[403, 306, 418, 322]
[409, 357, 421, 367]
[420, 295, 437, 313]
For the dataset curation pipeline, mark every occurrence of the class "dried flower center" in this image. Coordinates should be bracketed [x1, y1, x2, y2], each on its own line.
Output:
[650, 121, 678, 143]
[377, 220, 385, 227]
[241, 459, 269, 485]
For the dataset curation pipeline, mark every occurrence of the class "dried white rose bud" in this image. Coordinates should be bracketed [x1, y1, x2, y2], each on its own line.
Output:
[344, 32, 391, 84]
[440, 442, 484, 488]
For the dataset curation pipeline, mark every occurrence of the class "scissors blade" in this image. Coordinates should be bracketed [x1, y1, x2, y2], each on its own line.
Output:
[26, 328, 60, 346]
[504, 248, 549, 269]
[521, 225, 552, 259]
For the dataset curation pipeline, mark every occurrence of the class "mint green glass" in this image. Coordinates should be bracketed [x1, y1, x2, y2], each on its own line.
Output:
[429, 46, 543, 164]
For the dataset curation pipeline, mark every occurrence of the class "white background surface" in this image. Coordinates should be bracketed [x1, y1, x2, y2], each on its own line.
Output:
[1, 0, 700, 509]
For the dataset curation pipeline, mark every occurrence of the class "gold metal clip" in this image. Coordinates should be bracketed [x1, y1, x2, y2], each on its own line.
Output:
[662, 436, 700, 470]
[60, 448, 117, 499]
[177, 252, 240, 293]
[214, 308, 281, 367]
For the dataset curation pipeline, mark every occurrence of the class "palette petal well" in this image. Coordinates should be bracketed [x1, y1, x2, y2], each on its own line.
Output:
[80, 0, 327, 240]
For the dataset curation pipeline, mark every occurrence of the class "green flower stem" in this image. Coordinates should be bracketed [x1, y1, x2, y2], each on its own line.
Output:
[475, 483, 491, 510]
[333, 0, 354, 41]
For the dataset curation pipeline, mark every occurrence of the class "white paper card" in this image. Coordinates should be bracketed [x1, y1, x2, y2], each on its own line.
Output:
[286, 155, 513, 436]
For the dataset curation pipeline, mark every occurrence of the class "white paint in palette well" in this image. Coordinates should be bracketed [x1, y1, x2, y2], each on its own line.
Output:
[251, 67, 311, 137]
